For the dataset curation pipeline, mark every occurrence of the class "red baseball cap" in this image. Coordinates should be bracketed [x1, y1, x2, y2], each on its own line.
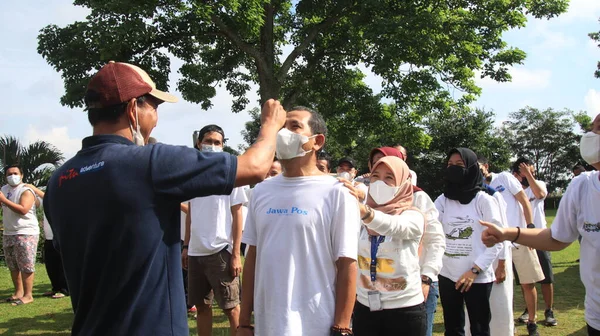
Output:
[85, 61, 178, 108]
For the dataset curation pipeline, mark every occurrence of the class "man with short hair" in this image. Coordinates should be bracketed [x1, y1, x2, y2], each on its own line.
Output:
[316, 151, 331, 174]
[479, 156, 543, 336]
[267, 159, 282, 178]
[0, 165, 39, 306]
[572, 164, 586, 177]
[336, 157, 368, 203]
[43, 61, 285, 335]
[182, 124, 247, 336]
[513, 158, 558, 326]
[238, 106, 359, 336]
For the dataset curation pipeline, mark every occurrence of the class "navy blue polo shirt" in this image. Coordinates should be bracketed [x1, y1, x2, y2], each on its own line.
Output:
[43, 135, 237, 336]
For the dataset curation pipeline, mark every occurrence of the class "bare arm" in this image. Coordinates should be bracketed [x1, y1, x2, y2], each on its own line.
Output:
[180, 203, 189, 215]
[333, 257, 357, 329]
[230, 204, 243, 277]
[520, 164, 546, 199]
[239, 245, 257, 326]
[481, 223, 571, 251]
[514, 190, 534, 225]
[26, 184, 45, 199]
[181, 202, 192, 270]
[0, 189, 35, 216]
[235, 99, 286, 187]
[184, 202, 191, 246]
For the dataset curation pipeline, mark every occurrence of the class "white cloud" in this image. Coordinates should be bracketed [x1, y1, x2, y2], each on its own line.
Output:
[560, 0, 600, 22]
[476, 67, 551, 90]
[527, 20, 576, 51]
[25, 126, 82, 160]
[584, 89, 600, 115]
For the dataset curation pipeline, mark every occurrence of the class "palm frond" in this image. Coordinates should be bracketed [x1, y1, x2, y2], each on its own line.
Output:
[0, 136, 64, 187]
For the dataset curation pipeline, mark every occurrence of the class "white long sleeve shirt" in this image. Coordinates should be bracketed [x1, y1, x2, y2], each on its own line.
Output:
[357, 209, 425, 310]
[414, 191, 446, 281]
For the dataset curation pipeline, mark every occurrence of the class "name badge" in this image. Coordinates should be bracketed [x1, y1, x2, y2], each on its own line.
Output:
[367, 290, 382, 311]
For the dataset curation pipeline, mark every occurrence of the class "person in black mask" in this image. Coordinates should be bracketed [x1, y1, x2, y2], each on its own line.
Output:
[434, 148, 503, 336]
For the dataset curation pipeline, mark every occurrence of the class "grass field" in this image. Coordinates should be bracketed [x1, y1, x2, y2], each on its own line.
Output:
[0, 209, 588, 335]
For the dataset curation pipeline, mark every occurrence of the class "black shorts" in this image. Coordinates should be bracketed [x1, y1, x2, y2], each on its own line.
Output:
[535, 250, 554, 284]
[513, 249, 554, 285]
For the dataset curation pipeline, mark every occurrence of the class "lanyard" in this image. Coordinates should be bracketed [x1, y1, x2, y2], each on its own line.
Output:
[370, 235, 385, 282]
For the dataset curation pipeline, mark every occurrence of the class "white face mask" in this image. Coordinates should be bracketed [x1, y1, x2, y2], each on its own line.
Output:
[6, 175, 21, 187]
[337, 171, 352, 181]
[201, 144, 223, 153]
[129, 106, 145, 146]
[368, 180, 401, 205]
[580, 131, 600, 165]
[276, 128, 315, 160]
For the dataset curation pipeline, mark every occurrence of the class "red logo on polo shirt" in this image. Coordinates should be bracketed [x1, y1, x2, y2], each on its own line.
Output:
[59, 168, 79, 187]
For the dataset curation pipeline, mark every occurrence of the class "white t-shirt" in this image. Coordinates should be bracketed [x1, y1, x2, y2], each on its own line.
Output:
[490, 172, 525, 228]
[524, 180, 548, 229]
[242, 174, 360, 336]
[180, 210, 186, 241]
[435, 192, 503, 283]
[414, 191, 445, 281]
[1, 184, 40, 235]
[188, 187, 248, 256]
[410, 169, 418, 186]
[43, 214, 53, 240]
[357, 210, 425, 310]
[550, 171, 600, 330]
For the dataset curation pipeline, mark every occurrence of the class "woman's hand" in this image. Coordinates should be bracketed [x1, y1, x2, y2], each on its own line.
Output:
[455, 268, 479, 293]
[338, 178, 359, 199]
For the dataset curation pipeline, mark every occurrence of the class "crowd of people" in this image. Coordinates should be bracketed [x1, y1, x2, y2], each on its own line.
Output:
[1, 61, 599, 336]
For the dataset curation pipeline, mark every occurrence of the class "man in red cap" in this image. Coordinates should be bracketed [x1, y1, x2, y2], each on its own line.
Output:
[43, 61, 285, 336]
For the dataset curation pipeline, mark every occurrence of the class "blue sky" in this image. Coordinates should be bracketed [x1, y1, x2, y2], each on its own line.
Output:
[1, 0, 599, 159]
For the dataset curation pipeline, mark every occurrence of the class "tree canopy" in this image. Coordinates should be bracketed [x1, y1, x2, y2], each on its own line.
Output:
[39, 0, 567, 114]
[500, 107, 585, 192]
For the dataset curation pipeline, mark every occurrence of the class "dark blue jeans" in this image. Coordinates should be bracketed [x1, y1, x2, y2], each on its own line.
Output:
[425, 281, 439, 336]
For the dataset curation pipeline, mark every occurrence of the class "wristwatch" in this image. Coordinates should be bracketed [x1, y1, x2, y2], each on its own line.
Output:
[421, 275, 433, 286]
[527, 223, 535, 229]
[470, 267, 481, 275]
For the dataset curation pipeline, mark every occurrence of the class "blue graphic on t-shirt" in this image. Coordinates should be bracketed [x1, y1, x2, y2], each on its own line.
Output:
[266, 207, 308, 215]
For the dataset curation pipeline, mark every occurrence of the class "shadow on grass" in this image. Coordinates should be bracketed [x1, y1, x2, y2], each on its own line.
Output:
[433, 321, 445, 333]
[552, 261, 580, 267]
[0, 281, 59, 300]
[553, 265, 585, 311]
[0, 306, 72, 335]
[566, 325, 588, 336]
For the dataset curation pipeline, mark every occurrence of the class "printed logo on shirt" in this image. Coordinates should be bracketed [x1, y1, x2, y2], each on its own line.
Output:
[583, 221, 600, 233]
[79, 161, 105, 174]
[59, 168, 79, 187]
[266, 207, 308, 215]
[444, 215, 475, 258]
[495, 185, 506, 192]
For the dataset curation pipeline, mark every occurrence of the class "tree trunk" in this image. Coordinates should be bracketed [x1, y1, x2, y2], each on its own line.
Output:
[258, 3, 280, 105]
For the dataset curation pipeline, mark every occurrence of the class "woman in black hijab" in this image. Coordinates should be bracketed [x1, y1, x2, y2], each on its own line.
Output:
[443, 148, 487, 204]
[434, 148, 504, 336]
